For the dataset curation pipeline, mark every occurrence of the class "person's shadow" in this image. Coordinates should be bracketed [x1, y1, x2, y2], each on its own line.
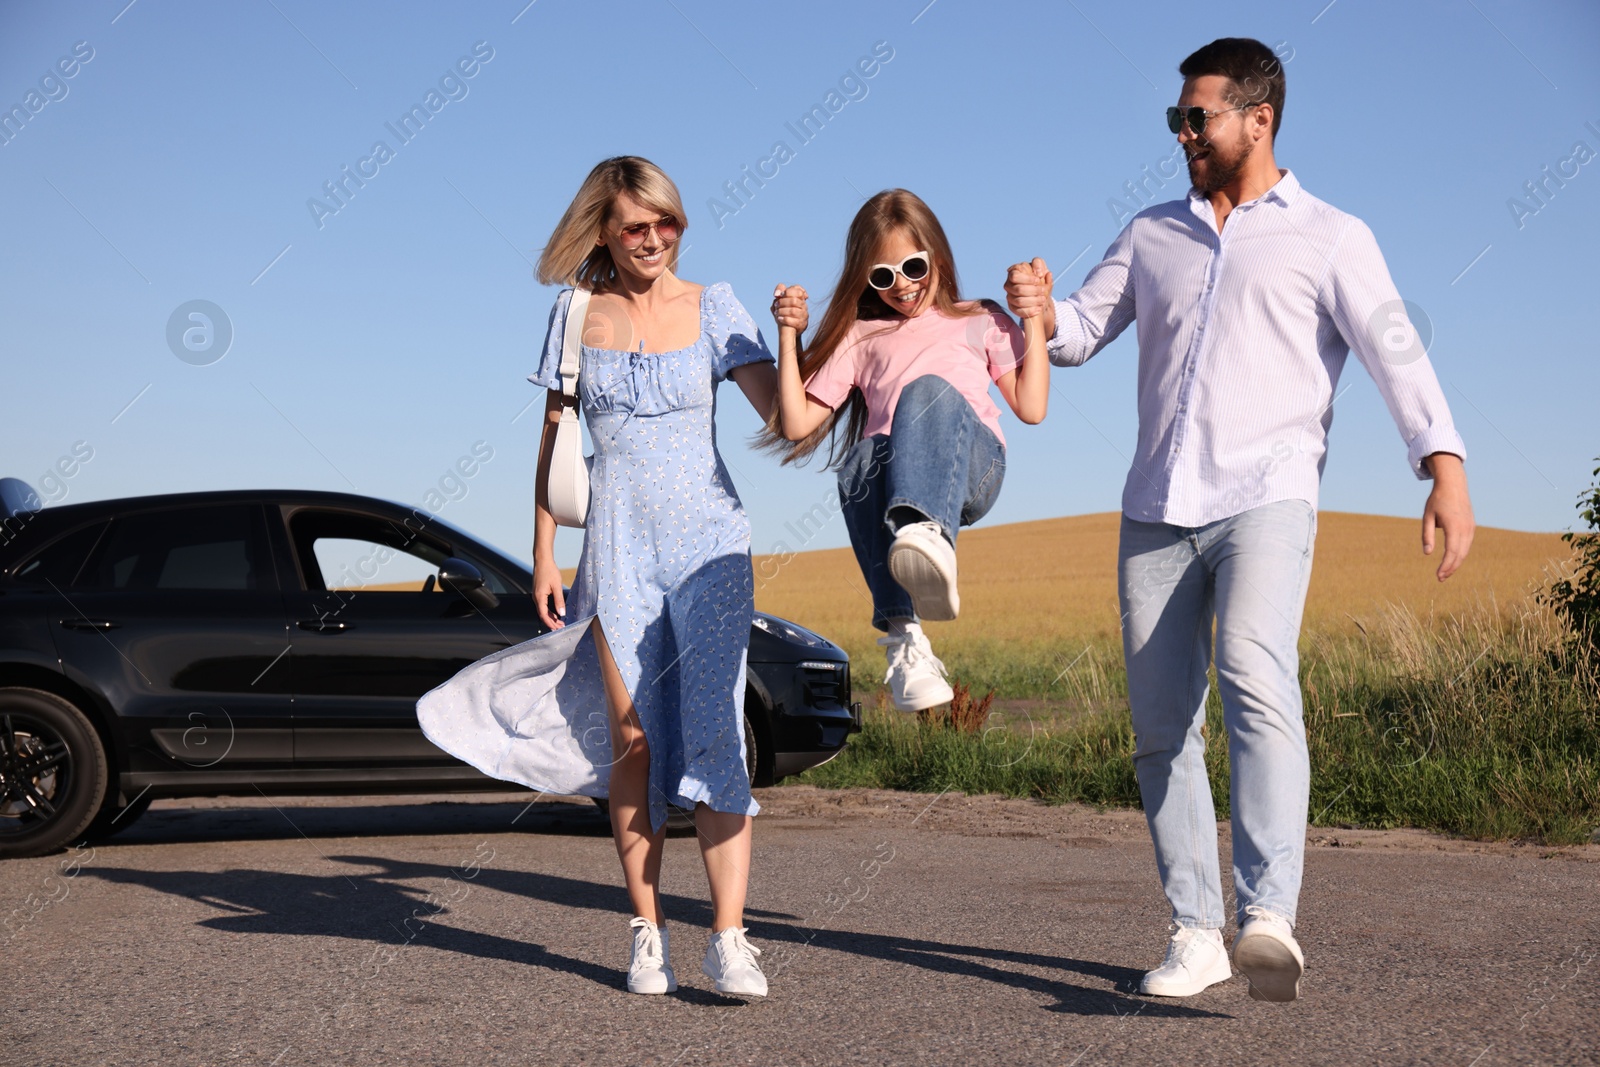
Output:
[86, 846, 1227, 1018]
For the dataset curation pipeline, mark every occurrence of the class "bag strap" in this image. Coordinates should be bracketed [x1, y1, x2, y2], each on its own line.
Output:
[558, 287, 591, 399]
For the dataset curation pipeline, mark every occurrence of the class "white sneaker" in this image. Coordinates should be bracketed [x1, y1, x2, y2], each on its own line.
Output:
[879, 628, 954, 712]
[1138, 923, 1232, 997]
[702, 926, 767, 997]
[888, 521, 960, 621]
[626, 916, 676, 994]
[1233, 905, 1304, 1003]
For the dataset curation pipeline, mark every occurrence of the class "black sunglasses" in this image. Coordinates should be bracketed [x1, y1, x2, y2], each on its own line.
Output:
[1165, 104, 1252, 137]
[867, 252, 930, 291]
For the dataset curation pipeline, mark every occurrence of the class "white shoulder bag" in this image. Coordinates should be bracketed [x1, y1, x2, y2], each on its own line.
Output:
[546, 288, 593, 528]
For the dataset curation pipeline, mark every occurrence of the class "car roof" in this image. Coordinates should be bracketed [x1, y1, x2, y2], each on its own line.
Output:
[3, 489, 527, 575]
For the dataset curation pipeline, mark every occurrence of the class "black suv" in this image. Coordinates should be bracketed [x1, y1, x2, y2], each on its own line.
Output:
[0, 484, 858, 858]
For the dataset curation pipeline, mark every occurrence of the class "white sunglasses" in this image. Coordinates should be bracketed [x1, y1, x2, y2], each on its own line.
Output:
[867, 251, 931, 291]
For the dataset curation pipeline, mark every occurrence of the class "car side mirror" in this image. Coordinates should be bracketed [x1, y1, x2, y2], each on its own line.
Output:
[438, 557, 499, 611]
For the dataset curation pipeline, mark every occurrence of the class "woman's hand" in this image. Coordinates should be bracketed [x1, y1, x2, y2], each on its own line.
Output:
[771, 284, 809, 336]
[532, 389, 567, 629]
[533, 555, 566, 629]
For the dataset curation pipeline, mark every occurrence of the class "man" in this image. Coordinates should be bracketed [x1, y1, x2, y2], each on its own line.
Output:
[1006, 37, 1474, 1003]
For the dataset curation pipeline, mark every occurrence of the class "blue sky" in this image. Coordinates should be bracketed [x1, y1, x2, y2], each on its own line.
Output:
[3, 0, 1597, 568]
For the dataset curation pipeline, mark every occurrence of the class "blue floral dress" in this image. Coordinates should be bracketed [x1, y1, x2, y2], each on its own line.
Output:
[417, 282, 773, 832]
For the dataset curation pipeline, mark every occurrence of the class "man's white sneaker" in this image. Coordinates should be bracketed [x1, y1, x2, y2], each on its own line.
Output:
[879, 628, 953, 712]
[1138, 923, 1233, 997]
[888, 521, 960, 621]
[1233, 906, 1304, 1003]
[626, 916, 676, 994]
[702, 926, 767, 997]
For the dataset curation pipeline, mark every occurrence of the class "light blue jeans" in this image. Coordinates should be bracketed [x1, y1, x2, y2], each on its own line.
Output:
[837, 375, 1006, 630]
[1117, 498, 1317, 930]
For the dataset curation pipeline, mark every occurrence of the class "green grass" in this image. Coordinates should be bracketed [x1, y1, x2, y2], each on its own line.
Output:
[797, 601, 1600, 844]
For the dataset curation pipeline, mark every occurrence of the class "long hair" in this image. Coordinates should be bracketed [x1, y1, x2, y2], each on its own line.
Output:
[536, 156, 687, 291]
[761, 188, 986, 468]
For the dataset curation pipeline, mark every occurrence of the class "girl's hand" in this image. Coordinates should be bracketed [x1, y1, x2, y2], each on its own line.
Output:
[771, 283, 833, 441]
[771, 284, 809, 336]
[533, 556, 566, 630]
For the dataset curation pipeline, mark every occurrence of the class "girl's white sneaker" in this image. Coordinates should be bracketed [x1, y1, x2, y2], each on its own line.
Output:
[888, 521, 960, 621]
[626, 916, 676, 994]
[878, 629, 953, 712]
[702, 926, 767, 997]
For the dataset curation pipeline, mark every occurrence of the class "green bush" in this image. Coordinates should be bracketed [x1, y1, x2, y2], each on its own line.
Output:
[1542, 457, 1600, 652]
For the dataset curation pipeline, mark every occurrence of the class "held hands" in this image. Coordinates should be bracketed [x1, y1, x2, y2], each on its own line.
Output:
[771, 284, 809, 339]
[1005, 258, 1055, 338]
[1421, 452, 1475, 582]
[532, 556, 566, 630]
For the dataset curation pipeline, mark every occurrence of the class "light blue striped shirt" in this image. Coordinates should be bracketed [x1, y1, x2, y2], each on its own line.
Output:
[1049, 169, 1466, 527]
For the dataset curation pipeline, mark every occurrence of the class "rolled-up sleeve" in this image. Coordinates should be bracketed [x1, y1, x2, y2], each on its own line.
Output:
[1049, 222, 1138, 367]
[1321, 219, 1467, 480]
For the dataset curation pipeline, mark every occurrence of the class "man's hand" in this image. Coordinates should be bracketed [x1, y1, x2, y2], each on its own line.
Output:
[1004, 258, 1056, 338]
[1422, 452, 1474, 581]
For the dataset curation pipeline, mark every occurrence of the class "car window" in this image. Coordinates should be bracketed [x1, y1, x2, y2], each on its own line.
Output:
[313, 536, 444, 592]
[289, 510, 450, 593]
[10, 521, 108, 587]
[82, 506, 269, 591]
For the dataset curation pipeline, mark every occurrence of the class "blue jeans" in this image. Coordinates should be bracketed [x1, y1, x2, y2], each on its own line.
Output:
[837, 374, 1005, 630]
[1118, 498, 1317, 929]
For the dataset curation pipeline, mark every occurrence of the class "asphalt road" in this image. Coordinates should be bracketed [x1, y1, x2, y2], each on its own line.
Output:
[5, 786, 1596, 1066]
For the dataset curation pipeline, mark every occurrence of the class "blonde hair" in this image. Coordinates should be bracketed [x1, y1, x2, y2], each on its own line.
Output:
[760, 188, 987, 468]
[536, 156, 687, 292]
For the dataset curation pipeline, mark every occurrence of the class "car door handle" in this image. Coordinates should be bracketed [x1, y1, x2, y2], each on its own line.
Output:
[297, 619, 354, 633]
[59, 618, 118, 631]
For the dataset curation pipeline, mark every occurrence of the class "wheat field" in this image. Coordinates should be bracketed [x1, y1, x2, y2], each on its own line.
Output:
[752, 511, 1570, 660]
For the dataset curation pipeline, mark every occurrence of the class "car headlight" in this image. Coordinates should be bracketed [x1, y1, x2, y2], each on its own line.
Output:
[752, 613, 831, 649]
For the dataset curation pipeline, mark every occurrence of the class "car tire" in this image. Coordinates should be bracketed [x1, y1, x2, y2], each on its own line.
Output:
[81, 792, 154, 841]
[743, 695, 775, 789]
[0, 688, 109, 859]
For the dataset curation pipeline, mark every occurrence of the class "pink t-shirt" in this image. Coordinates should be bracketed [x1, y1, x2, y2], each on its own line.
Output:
[804, 305, 1025, 447]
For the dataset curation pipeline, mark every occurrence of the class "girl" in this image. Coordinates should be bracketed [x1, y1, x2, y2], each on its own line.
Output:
[418, 157, 779, 997]
[766, 189, 1048, 712]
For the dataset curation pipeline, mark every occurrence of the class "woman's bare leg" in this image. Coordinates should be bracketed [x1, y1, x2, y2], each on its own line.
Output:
[592, 619, 665, 924]
[696, 806, 752, 931]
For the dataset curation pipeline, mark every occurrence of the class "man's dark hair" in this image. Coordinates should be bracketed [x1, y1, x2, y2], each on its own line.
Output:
[1179, 37, 1285, 140]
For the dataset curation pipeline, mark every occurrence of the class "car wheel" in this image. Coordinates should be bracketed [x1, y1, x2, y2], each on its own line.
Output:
[743, 691, 775, 789]
[0, 688, 109, 859]
[82, 792, 154, 841]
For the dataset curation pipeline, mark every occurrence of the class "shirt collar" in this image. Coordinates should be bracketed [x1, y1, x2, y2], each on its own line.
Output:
[1187, 168, 1300, 215]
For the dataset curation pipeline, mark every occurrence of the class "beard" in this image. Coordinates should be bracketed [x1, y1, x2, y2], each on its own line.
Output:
[1187, 130, 1253, 193]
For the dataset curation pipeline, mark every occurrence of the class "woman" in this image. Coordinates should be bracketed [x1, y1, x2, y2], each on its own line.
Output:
[417, 156, 779, 997]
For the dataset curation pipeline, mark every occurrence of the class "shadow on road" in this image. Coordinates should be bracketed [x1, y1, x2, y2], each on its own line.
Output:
[85, 845, 1228, 1020]
[101, 796, 619, 846]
